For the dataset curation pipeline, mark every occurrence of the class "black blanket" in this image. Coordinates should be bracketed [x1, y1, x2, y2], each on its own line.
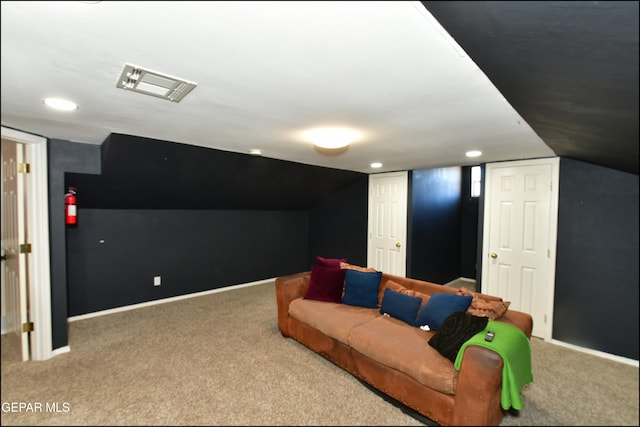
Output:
[428, 311, 488, 362]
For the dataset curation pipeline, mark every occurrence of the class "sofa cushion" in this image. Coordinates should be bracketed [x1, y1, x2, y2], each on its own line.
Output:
[415, 294, 473, 330]
[303, 264, 345, 303]
[456, 288, 511, 319]
[340, 262, 378, 273]
[467, 299, 511, 320]
[349, 315, 460, 395]
[289, 298, 380, 345]
[379, 288, 422, 325]
[342, 270, 382, 308]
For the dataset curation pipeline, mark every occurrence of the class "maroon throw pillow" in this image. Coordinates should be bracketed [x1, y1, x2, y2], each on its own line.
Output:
[304, 264, 346, 303]
[316, 256, 347, 269]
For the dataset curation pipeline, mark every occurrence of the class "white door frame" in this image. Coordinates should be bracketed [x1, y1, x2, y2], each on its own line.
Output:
[1, 139, 30, 360]
[481, 157, 559, 341]
[1, 126, 53, 360]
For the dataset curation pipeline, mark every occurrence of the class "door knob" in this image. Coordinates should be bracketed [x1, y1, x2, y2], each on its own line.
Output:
[395, 242, 402, 248]
[490, 253, 498, 259]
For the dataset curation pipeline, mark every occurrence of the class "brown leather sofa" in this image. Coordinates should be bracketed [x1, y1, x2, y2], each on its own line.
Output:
[275, 271, 533, 426]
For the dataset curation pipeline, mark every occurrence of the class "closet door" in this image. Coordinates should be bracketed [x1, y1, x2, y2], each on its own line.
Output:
[481, 157, 559, 339]
[368, 171, 408, 276]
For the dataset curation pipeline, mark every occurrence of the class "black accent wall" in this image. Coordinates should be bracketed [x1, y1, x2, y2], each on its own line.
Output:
[554, 158, 639, 360]
[51, 134, 367, 348]
[70, 133, 365, 210]
[409, 166, 479, 284]
[308, 177, 369, 268]
[66, 209, 308, 316]
[47, 134, 639, 362]
[48, 140, 101, 349]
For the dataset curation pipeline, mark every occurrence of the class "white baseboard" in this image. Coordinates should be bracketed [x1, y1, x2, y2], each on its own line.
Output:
[51, 345, 71, 357]
[443, 277, 476, 287]
[62, 277, 639, 368]
[68, 278, 275, 323]
[548, 338, 639, 367]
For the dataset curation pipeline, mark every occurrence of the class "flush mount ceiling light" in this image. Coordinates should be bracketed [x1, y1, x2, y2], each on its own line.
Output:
[300, 127, 363, 150]
[466, 150, 482, 158]
[43, 97, 78, 111]
[116, 64, 197, 102]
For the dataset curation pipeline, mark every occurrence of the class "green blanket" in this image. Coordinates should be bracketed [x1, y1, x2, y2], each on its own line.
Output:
[454, 320, 533, 411]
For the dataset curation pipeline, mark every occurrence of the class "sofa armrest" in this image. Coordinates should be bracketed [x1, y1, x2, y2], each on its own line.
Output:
[451, 345, 505, 426]
[275, 271, 310, 337]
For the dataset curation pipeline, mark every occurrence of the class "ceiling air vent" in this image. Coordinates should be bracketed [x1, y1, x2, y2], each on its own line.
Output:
[116, 64, 197, 102]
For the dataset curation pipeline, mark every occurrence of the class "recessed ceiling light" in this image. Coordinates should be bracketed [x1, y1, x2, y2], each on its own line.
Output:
[300, 127, 363, 149]
[371, 162, 383, 169]
[44, 98, 78, 111]
[249, 149, 262, 156]
[466, 150, 482, 158]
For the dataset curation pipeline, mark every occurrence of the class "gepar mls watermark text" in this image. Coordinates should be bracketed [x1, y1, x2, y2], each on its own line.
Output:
[2, 401, 70, 413]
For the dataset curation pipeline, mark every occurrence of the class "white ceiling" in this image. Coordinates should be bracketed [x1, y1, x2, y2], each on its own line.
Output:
[1, 1, 554, 174]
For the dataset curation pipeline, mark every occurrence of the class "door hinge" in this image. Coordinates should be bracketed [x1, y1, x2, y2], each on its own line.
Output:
[19, 243, 32, 254]
[18, 163, 30, 174]
[22, 321, 34, 333]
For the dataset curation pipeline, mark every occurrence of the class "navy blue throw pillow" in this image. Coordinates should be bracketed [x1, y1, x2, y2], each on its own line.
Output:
[415, 293, 473, 330]
[342, 269, 382, 308]
[379, 288, 422, 325]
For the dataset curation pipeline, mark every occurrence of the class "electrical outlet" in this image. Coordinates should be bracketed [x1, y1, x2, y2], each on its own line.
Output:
[154, 276, 161, 286]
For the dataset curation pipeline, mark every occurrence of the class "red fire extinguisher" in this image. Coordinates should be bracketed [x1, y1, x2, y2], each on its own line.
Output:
[65, 187, 77, 225]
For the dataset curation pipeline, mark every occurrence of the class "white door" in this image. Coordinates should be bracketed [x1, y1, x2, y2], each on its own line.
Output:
[1, 139, 30, 361]
[481, 157, 559, 339]
[368, 171, 408, 276]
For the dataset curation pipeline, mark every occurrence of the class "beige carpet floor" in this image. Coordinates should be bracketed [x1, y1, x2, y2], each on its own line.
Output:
[1, 281, 638, 426]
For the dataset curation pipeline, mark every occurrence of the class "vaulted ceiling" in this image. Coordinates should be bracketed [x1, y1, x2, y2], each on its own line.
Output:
[2, 1, 638, 192]
[422, 1, 639, 175]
